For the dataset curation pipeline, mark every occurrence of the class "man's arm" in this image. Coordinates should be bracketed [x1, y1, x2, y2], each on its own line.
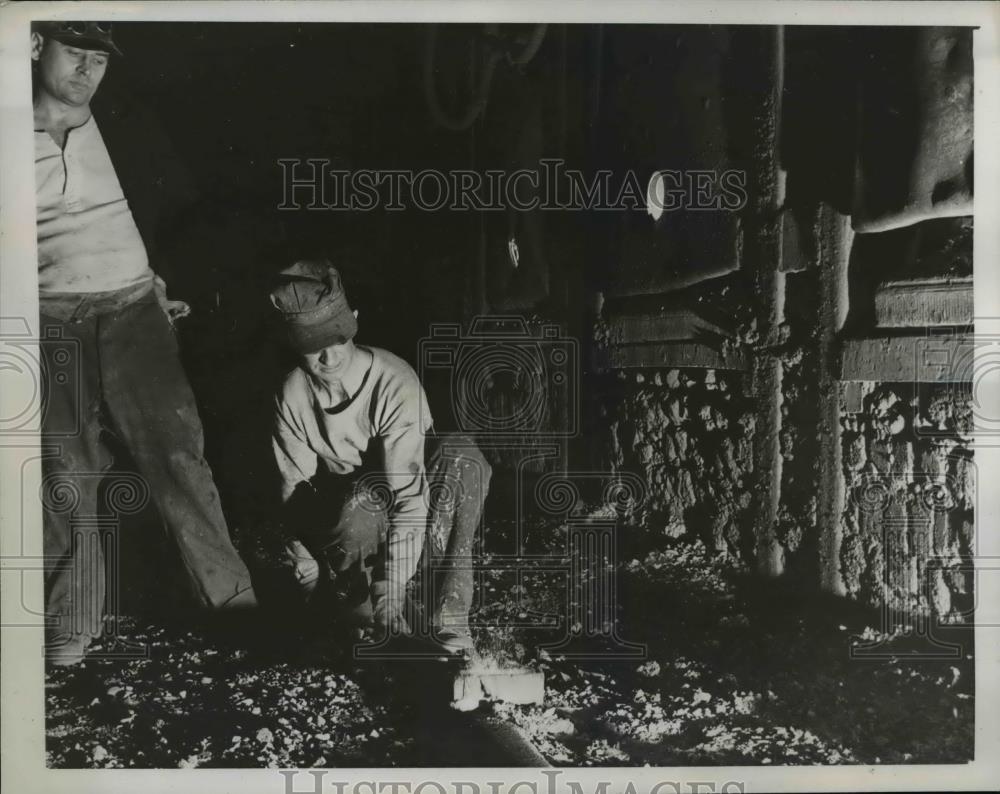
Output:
[372, 373, 431, 630]
[272, 395, 321, 524]
[272, 395, 325, 588]
[381, 413, 429, 590]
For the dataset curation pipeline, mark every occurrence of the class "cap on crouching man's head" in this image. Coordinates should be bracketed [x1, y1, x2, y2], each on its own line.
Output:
[269, 260, 358, 354]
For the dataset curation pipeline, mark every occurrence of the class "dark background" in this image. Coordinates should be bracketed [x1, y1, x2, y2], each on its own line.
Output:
[94, 23, 923, 588]
[104, 24, 493, 544]
[94, 23, 605, 592]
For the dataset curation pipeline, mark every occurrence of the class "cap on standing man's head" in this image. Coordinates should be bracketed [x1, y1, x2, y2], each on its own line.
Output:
[269, 260, 358, 354]
[33, 21, 123, 56]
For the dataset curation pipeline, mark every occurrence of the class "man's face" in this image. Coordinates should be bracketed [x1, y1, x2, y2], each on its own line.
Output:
[32, 35, 109, 108]
[303, 339, 357, 384]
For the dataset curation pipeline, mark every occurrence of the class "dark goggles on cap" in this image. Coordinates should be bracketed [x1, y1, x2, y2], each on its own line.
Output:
[36, 20, 122, 56]
[52, 21, 114, 35]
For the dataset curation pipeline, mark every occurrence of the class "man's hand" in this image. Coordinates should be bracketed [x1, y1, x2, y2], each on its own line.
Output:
[153, 275, 192, 326]
[371, 580, 410, 639]
[285, 540, 320, 594]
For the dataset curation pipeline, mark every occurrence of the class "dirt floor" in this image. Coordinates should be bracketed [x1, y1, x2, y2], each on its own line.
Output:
[45, 516, 974, 768]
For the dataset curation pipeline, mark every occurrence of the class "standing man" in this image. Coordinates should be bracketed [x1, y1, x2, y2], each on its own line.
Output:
[33, 22, 257, 666]
[270, 260, 491, 655]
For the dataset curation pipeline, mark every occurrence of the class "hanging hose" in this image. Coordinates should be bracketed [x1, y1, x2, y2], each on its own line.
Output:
[423, 24, 548, 132]
[502, 23, 548, 67]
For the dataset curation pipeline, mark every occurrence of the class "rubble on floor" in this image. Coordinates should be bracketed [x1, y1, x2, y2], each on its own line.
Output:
[46, 520, 973, 768]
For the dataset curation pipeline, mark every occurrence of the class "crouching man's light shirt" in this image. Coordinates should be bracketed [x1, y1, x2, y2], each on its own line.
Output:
[272, 347, 434, 589]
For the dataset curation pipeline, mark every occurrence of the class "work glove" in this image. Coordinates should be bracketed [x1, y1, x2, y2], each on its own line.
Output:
[285, 539, 321, 595]
[371, 579, 410, 639]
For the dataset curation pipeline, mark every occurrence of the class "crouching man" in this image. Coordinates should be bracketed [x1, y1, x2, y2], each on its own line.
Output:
[269, 260, 491, 655]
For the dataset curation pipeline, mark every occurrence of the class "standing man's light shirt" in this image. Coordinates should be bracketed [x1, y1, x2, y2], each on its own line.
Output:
[35, 114, 153, 294]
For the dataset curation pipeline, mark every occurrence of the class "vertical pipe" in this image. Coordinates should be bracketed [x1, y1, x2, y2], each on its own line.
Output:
[816, 205, 853, 595]
[750, 27, 786, 577]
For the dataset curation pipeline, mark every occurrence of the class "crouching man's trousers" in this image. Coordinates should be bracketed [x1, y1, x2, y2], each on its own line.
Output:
[293, 434, 491, 634]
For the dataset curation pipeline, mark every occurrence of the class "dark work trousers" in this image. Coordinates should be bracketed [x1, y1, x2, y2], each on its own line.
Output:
[297, 434, 491, 634]
[40, 292, 255, 650]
